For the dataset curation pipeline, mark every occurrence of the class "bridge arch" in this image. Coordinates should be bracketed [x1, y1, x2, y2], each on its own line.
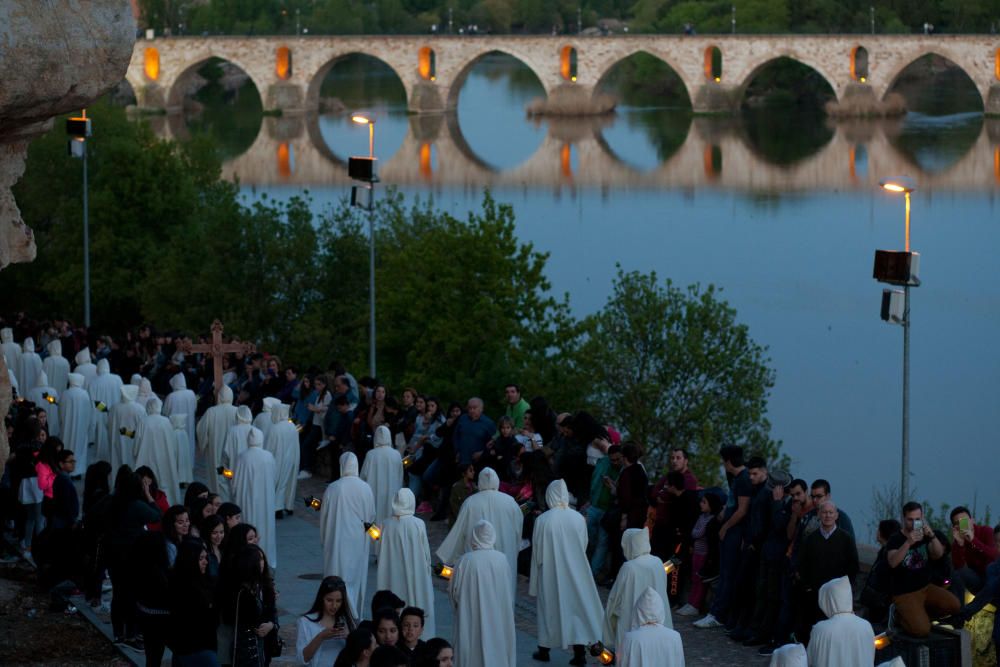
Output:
[305, 52, 409, 113]
[879, 50, 985, 109]
[592, 49, 693, 109]
[166, 55, 266, 113]
[736, 54, 839, 107]
[446, 48, 549, 110]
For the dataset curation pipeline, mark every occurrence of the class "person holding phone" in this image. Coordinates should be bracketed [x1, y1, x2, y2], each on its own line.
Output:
[297, 576, 356, 667]
[949, 506, 999, 595]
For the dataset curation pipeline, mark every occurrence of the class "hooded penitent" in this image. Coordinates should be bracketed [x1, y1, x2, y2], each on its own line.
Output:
[254, 396, 280, 438]
[1, 328, 20, 392]
[135, 396, 181, 506]
[87, 359, 122, 465]
[360, 424, 404, 525]
[196, 385, 239, 497]
[617, 587, 685, 667]
[163, 372, 197, 467]
[26, 369, 60, 437]
[377, 487, 437, 636]
[170, 412, 193, 484]
[264, 402, 300, 513]
[320, 451, 375, 616]
[807, 576, 875, 667]
[604, 527, 671, 650]
[233, 425, 278, 568]
[221, 405, 260, 489]
[60, 372, 93, 471]
[17, 337, 41, 397]
[108, 383, 146, 472]
[42, 339, 69, 393]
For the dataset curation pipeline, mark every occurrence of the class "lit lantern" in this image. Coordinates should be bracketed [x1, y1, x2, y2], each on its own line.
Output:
[402, 454, 416, 468]
[663, 557, 680, 575]
[874, 633, 891, 650]
[217, 466, 234, 480]
[435, 563, 454, 579]
[365, 522, 382, 541]
[120, 427, 136, 439]
[304, 495, 322, 511]
[42, 392, 57, 405]
[94, 401, 108, 412]
[588, 642, 615, 664]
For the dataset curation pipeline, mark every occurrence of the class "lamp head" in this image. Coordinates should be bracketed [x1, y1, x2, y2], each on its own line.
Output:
[879, 176, 915, 194]
[351, 114, 373, 125]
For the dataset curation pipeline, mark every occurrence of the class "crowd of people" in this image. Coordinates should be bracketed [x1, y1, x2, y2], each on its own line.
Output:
[2, 313, 999, 667]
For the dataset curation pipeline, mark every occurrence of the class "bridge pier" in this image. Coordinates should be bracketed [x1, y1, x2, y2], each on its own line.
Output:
[692, 83, 741, 115]
[987, 84, 1000, 117]
[409, 81, 447, 114]
[266, 83, 306, 115]
[134, 82, 168, 111]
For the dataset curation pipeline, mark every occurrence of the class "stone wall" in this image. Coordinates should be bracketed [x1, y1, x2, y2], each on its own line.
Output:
[0, 1, 136, 475]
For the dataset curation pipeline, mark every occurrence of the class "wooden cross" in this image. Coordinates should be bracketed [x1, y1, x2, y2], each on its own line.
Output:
[178, 319, 256, 397]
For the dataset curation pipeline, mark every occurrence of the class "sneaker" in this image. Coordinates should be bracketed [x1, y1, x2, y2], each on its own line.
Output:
[297, 470, 312, 480]
[693, 613, 723, 629]
[415, 502, 434, 514]
[315, 440, 331, 452]
[675, 603, 700, 617]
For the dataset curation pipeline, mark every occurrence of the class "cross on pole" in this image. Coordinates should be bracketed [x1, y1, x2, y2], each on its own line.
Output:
[178, 319, 255, 398]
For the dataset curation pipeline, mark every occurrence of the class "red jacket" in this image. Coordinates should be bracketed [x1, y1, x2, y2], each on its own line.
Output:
[951, 524, 999, 576]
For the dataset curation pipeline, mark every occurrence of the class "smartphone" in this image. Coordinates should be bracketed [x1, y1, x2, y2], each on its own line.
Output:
[959, 517, 970, 533]
[913, 519, 924, 532]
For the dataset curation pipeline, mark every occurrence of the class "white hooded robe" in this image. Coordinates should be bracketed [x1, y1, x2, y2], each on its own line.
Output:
[136, 378, 154, 409]
[253, 397, 280, 440]
[605, 528, 671, 649]
[448, 519, 516, 667]
[263, 403, 299, 512]
[769, 643, 807, 667]
[42, 339, 70, 393]
[88, 359, 123, 464]
[196, 386, 239, 496]
[530, 479, 605, 649]
[436, 467, 523, 598]
[234, 429, 278, 569]
[320, 452, 375, 617]
[171, 413, 193, 484]
[806, 576, 874, 667]
[162, 373, 197, 462]
[59, 373, 93, 472]
[17, 338, 42, 403]
[376, 488, 436, 637]
[618, 587, 685, 667]
[108, 384, 146, 472]
[1, 328, 21, 389]
[221, 406, 260, 503]
[135, 397, 182, 506]
[26, 370, 61, 437]
[360, 425, 404, 525]
[74, 348, 97, 388]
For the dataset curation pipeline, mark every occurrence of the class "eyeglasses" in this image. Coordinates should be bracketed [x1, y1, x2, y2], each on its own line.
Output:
[810, 494, 825, 500]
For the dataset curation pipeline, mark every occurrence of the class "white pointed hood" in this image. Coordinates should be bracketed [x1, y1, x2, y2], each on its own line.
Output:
[34, 370, 49, 389]
[96, 358, 110, 375]
[261, 396, 279, 413]
[272, 402, 289, 423]
[373, 424, 391, 448]
[545, 478, 570, 509]
[339, 451, 359, 477]
[47, 339, 62, 356]
[0, 328, 12, 344]
[147, 397, 163, 416]
[771, 643, 808, 667]
[622, 527, 652, 561]
[170, 414, 188, 430]
[477, 467, 500, 491]
[470, 519, 497, 550]
[248, 428, 263, 448]
[169, 373, 187, 391]
[130, 374, 142, 386]
[818, 575, 854, 619]
[392, 488, 416, 517]
[137, 378, 153, 402]
[22, 337, 35, 353]
[236, 405, 252, 424]
[68, 372, 84, 388]
[630, 587, 665, 629]
[120, 384, 139, 403]
[74, 348, 91, 366]
[217, 385, 234, 405]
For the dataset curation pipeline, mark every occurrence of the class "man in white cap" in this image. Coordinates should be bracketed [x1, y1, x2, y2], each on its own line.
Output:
[88, 359, 123, 464]
[264, 402, 299, 517]
[806, 575, 874, 667]
[60, 372, 93, 474]
[253, 396, 280, 440]
[618, 588, 685, 667]
[377, 488, 436, 637]
[26, 370, 61, 437]
[196, 386, 239, 496]
[437, 467, 523, 598]
[135, 396, 182, 505]
[361, 425, 404, 525]
[221, 406, 260, 503]
[73, 348, 97, 388]
[17, 338, 42, 398]
[320, 451, 375, 616]
[42, 339, 69, 393]
[234, 428, 278, 569]
[605, 528, 671, 652]
[1, 328, 20, 388]
[449, 519, 516, 667]
[530, 479, 605, 665]
[162, 372, 197, 461]
[108, 384, 145, 471]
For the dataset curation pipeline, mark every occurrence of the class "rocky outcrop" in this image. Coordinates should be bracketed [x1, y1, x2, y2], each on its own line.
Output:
[0, 1, 136, 474]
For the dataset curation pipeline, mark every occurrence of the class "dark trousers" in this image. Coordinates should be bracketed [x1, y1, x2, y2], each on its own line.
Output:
[732, 545, 760, 629]
[108, 554, 136, 639]
[140, 612, 169, 667]
[709, 527, 744, 621]
[750, 556, 785, 641]
[298, 424, 322, 472]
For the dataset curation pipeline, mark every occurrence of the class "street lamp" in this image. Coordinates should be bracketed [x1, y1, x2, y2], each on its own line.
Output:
[349, 114, 378, 378]
[875, 176, 919, 505]
[67, 111, 92, 327]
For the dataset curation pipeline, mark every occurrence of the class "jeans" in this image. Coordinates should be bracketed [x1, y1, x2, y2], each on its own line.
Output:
[21, 501, 43, 550]
[298, 423, 323, 472]
[587, 506, 610, 575]
[709, 526, 744, 621]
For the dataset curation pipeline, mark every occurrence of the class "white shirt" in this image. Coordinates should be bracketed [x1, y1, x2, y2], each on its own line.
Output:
[295, 616, 345, 667]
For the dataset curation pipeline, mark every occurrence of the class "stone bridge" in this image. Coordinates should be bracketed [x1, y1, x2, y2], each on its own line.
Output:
[128, 34, 1000, 116]
[146, 112, 1000, 192]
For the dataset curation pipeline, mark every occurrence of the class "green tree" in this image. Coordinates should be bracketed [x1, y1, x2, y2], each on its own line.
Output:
[571, 267, 783, 484]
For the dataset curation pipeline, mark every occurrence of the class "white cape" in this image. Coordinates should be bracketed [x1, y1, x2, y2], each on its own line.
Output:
[59, 374, 93, 473]
[1, 329, 21, 389]
[263, 404, 299, 512]
[436, 467, 523, 598]
[807, 576, 874, 667]
[605, 528, 671, 649]
[221, 408, 260, 503]
[108, 384, 146, 472]
[88, 361, 123, 464]
[26, 371, 61, 437]
[162, 373, 197, 464]
[196, 387, 239, 496]
[233, 431, 278, 569]
[360, 425, 404, 524]
[135, 398, 182, 506]
[73, 348, 97, 388]
[170, 414, 193, 484]
[618, 588, 685, 667]
[529, 479, 604, 648]
[320, 452, 375, 617]
[42, 340, 69, 393]
[376, 488, 436, 637]
[253, 397, 280, 441]
[17, 338, 41, 398]
[448, 520, 516, 667]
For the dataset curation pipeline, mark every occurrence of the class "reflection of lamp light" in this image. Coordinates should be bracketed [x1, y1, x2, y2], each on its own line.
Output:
[874, 633, 891, 650]
[588, 642, 615, 664]
[217, 466, 234, 480]
[434, 563, 454, 579]
[304, 495, 322, 511]
[364, 522, 382, 540]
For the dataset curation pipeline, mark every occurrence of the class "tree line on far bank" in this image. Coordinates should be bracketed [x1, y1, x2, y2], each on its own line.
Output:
[5, 101, 784, 484]
[138, 0, 1000, 37]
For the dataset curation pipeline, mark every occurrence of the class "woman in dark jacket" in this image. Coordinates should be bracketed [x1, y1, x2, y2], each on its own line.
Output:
[81, 461, 112, 606]
[132, 531, 172, 666]
[169, 540, 220, 666]
[226, 545, 279, 667]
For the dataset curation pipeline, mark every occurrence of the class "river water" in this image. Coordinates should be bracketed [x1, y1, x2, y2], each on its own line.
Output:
[172, 54, 1000, 537]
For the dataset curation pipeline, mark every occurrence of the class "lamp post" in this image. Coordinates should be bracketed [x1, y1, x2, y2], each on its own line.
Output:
[67, 111, 92, 327]
[878, 176, 916, 504]
[351, 114, 377, 378]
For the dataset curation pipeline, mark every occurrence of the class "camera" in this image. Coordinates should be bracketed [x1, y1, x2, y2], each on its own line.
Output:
[912, 519, 924, 532]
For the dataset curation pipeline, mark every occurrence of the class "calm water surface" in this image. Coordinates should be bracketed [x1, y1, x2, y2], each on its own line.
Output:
[178, 55, 1000, 536]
